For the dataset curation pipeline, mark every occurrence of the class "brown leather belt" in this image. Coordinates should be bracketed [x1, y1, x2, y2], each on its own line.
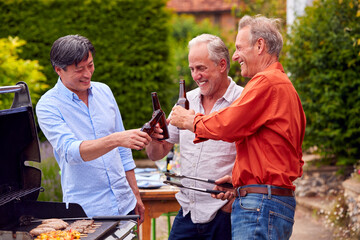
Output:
[236, 186, 294, 197]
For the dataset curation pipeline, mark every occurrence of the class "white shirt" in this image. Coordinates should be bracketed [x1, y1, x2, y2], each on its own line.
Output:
[167, 77, 243, 223]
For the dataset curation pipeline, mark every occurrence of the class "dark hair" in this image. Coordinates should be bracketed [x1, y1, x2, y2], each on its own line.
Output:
[50, 34, 95, 70]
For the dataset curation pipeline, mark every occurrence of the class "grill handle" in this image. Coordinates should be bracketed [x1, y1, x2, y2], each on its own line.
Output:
[20, 215, 141, 225]
[93, 215, 140, 221]
[0, 82, 32, 108]
[0, 85, 23, 94]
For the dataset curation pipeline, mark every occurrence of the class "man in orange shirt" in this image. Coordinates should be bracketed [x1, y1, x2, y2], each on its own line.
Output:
[169, 15, 306, 240]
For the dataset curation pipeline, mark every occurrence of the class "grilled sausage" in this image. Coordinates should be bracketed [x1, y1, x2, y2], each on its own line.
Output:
[42, 218, 69, 226]
[37, 222, 66, 230]
[41, 218, 69, 229]
[29, 227, 56, 236]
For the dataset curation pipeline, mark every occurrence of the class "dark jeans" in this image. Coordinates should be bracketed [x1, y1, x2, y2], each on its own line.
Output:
[168, 208, 231, 240]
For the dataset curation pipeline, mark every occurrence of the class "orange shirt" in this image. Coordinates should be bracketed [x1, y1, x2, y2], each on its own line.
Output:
[193, 62, 306, 190]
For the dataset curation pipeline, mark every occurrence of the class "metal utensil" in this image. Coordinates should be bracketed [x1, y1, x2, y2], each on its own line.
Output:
[163, 180, 225, 195]
[164, 172, 233, 188]
[19, 215, 140, 225]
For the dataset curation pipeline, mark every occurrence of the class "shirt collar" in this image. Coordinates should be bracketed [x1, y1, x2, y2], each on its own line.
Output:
[191, 76, 235, 103]
[56, 77, 93, 101]
[221, 76, 236, 103]
[264, 62, 284, 73]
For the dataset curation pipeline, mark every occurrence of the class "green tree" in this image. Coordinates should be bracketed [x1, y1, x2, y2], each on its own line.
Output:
[0, 0, 172, 131]
[0, 36, 48, 109]
[0, 0, 172, 158]
[285, 0, 360, 166]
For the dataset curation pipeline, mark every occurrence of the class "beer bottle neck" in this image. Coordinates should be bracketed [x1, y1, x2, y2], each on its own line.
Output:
[179, 80, 186, 98]
[151, 92, 161, 110]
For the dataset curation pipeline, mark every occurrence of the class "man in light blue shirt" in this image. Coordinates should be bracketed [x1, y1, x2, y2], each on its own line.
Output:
[36, 35, 151, 222]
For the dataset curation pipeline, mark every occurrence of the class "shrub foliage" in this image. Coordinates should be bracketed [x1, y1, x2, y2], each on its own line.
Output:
[0, 36, 48, 109]
[0, 0, 174, 132]
[285, 0, 360, 166]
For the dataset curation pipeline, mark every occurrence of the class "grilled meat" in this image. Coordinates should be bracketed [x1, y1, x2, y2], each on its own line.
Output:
[30, 218, 69, 236]
[65, 219, 95, 233]
[29, 227, 56, 236]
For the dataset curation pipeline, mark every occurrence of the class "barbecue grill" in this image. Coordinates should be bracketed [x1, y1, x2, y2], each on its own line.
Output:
[0, 82, 138, 240]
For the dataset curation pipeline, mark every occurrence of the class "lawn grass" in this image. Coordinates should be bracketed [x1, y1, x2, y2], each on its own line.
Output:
[37, 156, 63, 202]
[28, 141, 63, 202]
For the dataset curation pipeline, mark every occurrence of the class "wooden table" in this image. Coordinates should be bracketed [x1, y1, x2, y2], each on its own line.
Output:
[139, 186, 180, 240]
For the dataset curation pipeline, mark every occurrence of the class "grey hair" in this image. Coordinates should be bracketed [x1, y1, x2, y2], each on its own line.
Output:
[238, 15, 283, 58]
[188, 34, 230, 73]
[50, 34, 95, 70]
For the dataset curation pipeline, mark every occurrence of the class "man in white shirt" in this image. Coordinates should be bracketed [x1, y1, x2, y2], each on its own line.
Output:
[146, 34, 243, 240]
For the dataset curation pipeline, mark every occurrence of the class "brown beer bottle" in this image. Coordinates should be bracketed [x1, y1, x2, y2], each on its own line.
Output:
[151, 92, 169, 140]
[141, 109, 162, 136]
[177, 79, 189, 110]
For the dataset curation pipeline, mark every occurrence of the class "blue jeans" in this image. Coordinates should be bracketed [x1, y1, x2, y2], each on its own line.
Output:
[232, 185, 296, 240]
[169, 208, 231, 240]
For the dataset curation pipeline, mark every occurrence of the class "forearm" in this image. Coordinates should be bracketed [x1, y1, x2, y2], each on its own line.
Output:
[126, 169, 145, 224]
[145, 140, 173, 161]
[80, 130, 151, 162]
[79, 133, 120, 162]
[125, 169, 140, 197]
[183, 114, 195, 132]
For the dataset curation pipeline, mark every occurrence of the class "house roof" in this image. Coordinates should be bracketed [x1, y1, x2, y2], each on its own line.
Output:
[167, 0, 240, 13]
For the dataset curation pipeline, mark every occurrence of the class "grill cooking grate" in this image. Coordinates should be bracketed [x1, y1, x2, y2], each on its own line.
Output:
[0, 187, 43, 206]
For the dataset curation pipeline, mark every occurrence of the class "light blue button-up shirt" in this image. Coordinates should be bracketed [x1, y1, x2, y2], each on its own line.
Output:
[36, 79, 136, 217]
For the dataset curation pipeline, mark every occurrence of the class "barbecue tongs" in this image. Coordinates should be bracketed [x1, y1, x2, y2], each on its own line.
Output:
[163, 172, 233, 195]
[164, 172, 233, 188]
[163, 180, 225, 195]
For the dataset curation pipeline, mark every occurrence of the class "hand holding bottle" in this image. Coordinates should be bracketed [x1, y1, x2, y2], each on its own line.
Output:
[151, 92, 169, 140]
[169, 106, 195, 132]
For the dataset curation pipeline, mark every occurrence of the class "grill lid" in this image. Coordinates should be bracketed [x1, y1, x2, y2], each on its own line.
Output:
[0, 82, 41, 199]
[0, 82, 45, 228]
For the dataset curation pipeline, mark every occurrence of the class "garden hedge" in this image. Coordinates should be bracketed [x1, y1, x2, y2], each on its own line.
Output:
[0, 0, 175, 136]
[285, 0, 360, 166]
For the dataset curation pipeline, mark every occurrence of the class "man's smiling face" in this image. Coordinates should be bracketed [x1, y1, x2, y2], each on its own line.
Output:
[55, 51, 95, 96]
[188, 42, 223, 97]
[232, 26, 258, 78]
